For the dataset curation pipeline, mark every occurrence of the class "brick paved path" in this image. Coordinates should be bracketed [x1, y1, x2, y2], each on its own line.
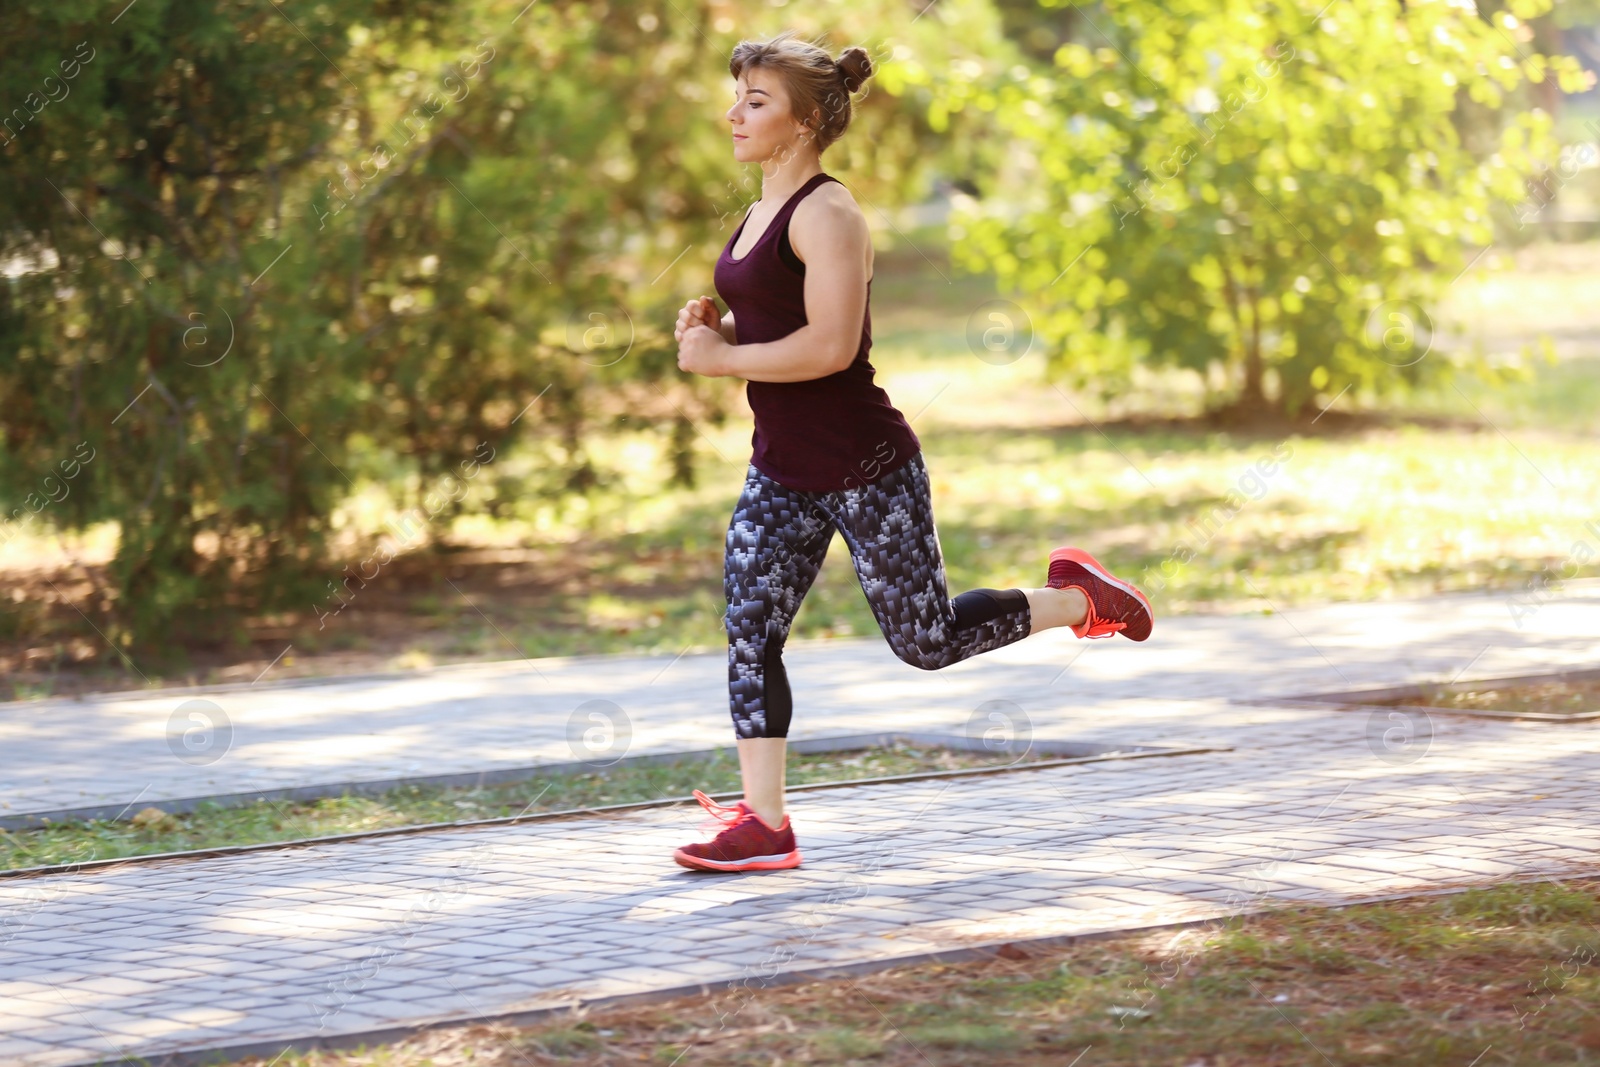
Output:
[3, 585, 1597, 822]
[0, 587, 1597, 1066]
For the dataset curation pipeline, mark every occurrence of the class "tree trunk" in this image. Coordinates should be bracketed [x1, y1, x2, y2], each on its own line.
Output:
[1531, 18, 1563, 120]
[1241, 288, 1265, 408]
[669, 411, 696, 489]
[1219, 258, 1264, 412]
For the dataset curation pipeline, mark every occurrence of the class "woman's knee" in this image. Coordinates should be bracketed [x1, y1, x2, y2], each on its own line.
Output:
[890, 640, 944, 671]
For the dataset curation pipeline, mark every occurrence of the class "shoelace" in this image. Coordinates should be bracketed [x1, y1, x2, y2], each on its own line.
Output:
[692, 788, 754, 833]
[1067, 583, 1128, 640]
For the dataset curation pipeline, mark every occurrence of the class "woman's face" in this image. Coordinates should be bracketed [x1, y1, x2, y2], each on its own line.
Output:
[726, 68, 811, 165]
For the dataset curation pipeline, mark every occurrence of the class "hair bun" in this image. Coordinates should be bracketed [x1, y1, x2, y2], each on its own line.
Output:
[836, 46, 873, 94]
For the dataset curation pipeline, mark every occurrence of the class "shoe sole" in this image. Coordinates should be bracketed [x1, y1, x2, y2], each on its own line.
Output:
[1047, 546, 1153, 641]
[673, 848, 803, 872]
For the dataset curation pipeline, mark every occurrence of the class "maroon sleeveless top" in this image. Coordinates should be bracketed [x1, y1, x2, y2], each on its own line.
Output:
[712, 172, 920, 492]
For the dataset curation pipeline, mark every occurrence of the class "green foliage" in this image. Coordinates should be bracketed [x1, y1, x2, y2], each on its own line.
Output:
[0, 0, 439, 653]
[938, 0, 1588, 416]
[0, 0, 957, 656]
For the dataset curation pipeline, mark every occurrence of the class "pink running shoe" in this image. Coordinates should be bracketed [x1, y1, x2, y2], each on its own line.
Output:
[1046, 546, 1154, 641]
[673, 789, 802, 872]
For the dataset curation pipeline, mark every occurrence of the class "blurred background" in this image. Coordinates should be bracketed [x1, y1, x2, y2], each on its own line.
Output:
[0, 0, 1597, 699]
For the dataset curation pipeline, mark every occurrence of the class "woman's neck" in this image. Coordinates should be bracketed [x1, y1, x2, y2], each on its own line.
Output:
[758, 161, 824, 205]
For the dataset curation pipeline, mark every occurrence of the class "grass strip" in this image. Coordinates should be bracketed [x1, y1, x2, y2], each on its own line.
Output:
[224, 876, 1600, 1067]
[1395, 677, 1600, 718]
[0, 741, 1055, 872]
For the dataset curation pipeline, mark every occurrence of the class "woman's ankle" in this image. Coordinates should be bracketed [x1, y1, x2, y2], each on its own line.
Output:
[748, 802, 785, 828]
[1023, 586, 1088, 631]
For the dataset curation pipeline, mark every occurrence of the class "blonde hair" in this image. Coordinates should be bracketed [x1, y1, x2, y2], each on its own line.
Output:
[729, 30, 874, 155]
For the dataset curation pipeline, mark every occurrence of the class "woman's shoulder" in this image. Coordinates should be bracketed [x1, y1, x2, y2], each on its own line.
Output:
[799, 176, 861, 216]
[791, 178, 868, 237]
[789, 176, 871, 269]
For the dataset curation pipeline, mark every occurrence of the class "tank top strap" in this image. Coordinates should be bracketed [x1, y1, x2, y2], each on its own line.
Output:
[772, 173, 838, 229]
[770, 174, 837, 272]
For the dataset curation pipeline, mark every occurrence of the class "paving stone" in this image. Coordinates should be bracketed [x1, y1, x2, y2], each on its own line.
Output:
[55, 975, 160, 997]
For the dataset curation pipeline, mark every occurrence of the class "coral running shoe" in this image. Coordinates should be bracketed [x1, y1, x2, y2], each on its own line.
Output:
[1046, 546, 1154, 641]
[673, 789, 802, 872]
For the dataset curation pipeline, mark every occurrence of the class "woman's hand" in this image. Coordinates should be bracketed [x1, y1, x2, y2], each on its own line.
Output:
[677, 323, 730, 377]
[675, 295, 720, 343]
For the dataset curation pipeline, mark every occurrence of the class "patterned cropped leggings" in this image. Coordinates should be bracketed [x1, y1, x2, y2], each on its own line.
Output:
[723, 450, 1033, 739]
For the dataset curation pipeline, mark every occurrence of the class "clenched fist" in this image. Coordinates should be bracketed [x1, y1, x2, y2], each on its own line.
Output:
[675, 295, 720, 343]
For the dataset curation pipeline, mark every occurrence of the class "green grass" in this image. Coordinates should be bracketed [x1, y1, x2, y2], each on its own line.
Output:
[216, 877, 1600, 1066]
[0, 740, 1058, 871]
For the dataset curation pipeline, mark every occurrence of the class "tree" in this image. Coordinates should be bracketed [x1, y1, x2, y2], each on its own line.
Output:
[0, 0, 975, 661]
[933, 0, 1590, 418]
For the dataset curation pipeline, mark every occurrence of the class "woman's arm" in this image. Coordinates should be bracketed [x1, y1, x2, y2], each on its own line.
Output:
[718, 310, 736, 345]
[717, 324, 853, 382]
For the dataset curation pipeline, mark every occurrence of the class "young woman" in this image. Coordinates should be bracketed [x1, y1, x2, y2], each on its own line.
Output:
[670, 31, 1152, 873]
